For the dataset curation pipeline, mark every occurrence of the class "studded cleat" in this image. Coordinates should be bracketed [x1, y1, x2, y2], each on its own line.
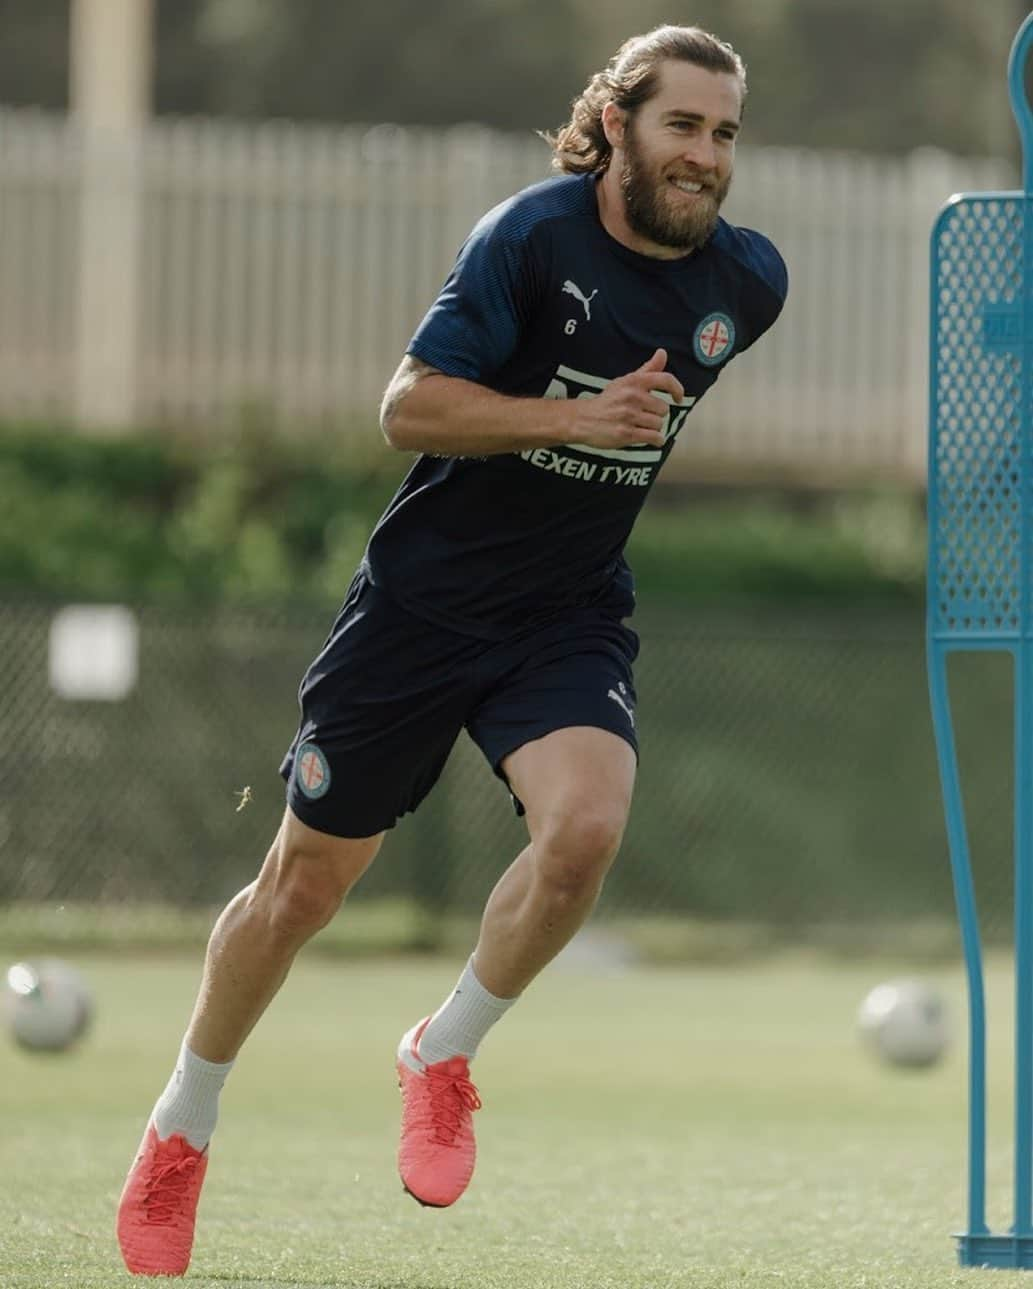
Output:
[116, 1122, 208, 1276]
[396, 1018, 482, 1207]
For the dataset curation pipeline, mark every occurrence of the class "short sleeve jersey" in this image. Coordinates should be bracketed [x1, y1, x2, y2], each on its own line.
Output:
[363, 171, 787, 639]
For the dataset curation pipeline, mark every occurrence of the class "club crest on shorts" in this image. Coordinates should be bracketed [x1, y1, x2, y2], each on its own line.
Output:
[295, 742, 330, 799]
[693, 312, 735, 367]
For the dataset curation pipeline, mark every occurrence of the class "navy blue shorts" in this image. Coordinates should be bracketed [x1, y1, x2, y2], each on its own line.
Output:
[279, 572, 639, 838]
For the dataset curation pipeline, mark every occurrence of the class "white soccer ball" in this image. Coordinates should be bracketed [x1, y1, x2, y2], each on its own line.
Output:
[857, 978, 949, 1069]
[4, 958, 93, 1053]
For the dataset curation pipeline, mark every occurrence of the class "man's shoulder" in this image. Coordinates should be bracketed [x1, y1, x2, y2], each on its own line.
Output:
[472, 172, 597, 244]
[709, 219, 788, 303]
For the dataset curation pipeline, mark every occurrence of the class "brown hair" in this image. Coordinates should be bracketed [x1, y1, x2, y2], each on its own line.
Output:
[543, 26, 746, 175]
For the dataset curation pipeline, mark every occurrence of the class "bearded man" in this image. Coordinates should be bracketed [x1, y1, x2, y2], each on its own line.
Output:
[117, 25, 786, 1278]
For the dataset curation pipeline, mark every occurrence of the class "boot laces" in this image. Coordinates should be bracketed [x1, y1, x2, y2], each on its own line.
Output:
[424, 1065, 482, 1146]
[142, 1153, 201, 1225]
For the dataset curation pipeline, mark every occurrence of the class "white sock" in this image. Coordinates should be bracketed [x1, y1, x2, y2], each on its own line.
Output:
[408, 958, 518, 1066]
[152, 1042, 234, 1151]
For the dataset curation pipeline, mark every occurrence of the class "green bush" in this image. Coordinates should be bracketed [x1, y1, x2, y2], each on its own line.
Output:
[630, 490, 925, 604]
[0, 422, 396, 603]
[0, 422, 926, 605]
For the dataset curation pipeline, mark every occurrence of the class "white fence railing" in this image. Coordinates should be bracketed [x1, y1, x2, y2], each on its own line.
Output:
[0, 108, 1015, 482]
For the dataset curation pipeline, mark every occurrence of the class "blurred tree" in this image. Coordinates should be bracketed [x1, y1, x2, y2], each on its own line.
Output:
[154, 0, 218, 120]
[0, 0, 68, 111]
[573, 0, 1018, 158]
[0, 0, 1026, 158]
[156, 0, 582, 131]
[763, 0, 1012, 154]
[152, 0, 1023, 157]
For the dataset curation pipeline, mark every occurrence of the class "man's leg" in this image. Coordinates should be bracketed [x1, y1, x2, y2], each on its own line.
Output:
[183, 808, 383, 1065]
[117, 807, 383, 1277]
[471, 725, 635, 996]
[397, 726, 635, 1206]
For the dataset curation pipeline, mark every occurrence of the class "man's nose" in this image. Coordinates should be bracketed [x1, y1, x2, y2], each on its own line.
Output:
[682, 136, 717, 172]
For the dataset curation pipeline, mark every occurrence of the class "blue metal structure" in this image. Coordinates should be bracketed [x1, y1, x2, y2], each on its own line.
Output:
[928, 10, 1033, 1270]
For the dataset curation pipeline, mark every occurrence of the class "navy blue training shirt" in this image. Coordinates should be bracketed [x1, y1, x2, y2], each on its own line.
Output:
[363, 171, 787, 639]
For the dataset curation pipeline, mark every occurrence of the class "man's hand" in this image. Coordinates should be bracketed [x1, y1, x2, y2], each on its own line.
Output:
[568, 349, 684, 449]
[380, 348, 685, 458]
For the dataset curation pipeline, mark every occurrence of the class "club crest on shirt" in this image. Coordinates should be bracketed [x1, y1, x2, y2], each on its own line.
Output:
[693, 312, 735, 367]
[295, 742, 331, 799]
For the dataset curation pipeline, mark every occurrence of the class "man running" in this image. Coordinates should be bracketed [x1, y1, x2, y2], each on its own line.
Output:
[117, 24, 786, 1276]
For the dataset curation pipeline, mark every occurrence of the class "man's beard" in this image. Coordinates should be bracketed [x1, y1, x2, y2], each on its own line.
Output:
[619, 126, 731, 252]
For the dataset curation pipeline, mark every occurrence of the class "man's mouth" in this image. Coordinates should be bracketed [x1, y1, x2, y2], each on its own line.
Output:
[669, 177, 707, 196]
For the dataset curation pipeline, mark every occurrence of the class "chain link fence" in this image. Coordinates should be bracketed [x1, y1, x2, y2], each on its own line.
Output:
[0, 595, 1016, 947]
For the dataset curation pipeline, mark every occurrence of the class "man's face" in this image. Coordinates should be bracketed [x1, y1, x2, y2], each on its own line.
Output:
[616, 61, 741, 253]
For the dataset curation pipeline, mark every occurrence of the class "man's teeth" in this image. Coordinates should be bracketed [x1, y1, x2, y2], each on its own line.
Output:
[671, 179, 703, 193]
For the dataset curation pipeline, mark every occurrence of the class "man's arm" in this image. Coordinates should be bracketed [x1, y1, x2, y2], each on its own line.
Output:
[379, 351, 684, 457]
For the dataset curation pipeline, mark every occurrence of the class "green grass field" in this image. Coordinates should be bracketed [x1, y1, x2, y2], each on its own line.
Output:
[1, 952, 1030, 1288]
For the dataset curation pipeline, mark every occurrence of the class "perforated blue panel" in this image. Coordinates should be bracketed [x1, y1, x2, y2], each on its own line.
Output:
[927, 15, 1033, 1267]
[929, 194, 1025, 637]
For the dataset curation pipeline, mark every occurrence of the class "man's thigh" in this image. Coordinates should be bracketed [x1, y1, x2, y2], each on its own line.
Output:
[500, 726, 637, 841]
[255, 806, 386, 894]
[280, 574, 480, 837]
[466, 612, 639, 817]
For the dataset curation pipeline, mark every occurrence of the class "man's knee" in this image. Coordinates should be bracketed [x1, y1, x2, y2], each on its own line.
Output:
[504, 727, 636, 901]
[257, 823, 382, 940]
[265, 854, 342, 938]
[532, 805, 627, 898]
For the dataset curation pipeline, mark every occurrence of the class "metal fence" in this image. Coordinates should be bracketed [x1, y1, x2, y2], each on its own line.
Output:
[0, 595, 1015, 946]
[0, 107, 1015, 481]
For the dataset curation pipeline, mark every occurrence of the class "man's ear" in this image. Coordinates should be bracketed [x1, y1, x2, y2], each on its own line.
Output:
[601, 102, 626, 150]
